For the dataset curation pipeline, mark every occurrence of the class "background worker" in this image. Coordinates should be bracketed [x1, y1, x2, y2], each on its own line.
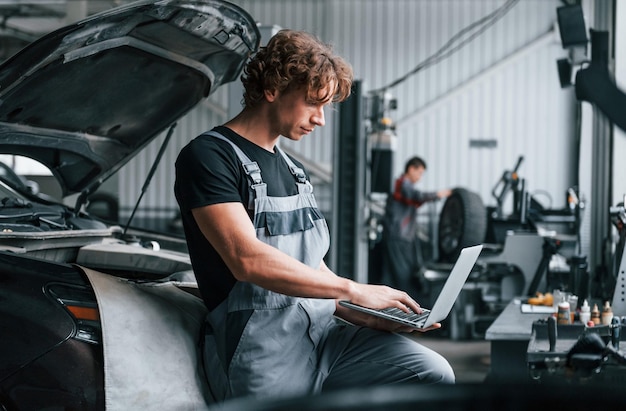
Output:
[382, 156, 452, 296]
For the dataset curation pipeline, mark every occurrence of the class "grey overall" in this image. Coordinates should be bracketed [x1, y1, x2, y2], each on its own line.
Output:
[202, 131, 455, 402]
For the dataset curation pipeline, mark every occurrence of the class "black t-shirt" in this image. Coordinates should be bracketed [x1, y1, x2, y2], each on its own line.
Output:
[174, 126, 308, 310]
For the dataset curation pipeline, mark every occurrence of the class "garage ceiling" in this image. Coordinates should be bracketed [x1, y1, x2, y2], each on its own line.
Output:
[0, 0, 132, 60]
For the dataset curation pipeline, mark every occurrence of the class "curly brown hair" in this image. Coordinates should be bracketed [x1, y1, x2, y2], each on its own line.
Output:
[241, 29, 353, 108]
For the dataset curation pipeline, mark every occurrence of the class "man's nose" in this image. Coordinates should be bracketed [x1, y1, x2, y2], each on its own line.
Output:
[312, 107, 325, 127]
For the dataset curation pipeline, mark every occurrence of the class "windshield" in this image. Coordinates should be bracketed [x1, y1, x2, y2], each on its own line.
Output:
[0, 160, 28, 191]
[0, 178, 26, 200]
[0, 155, 60, 201]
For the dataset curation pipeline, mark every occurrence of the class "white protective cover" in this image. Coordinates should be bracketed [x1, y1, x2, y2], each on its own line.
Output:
[82, 267, 211, 410]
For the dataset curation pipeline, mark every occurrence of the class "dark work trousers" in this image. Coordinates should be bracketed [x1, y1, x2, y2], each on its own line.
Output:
[381, 234, 423, 298]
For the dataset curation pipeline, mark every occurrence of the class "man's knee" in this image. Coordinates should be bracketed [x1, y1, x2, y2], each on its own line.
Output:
[418, 354, 455, 384]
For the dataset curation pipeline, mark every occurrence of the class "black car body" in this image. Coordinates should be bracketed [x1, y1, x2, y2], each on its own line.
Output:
[0, 1, 259, 409]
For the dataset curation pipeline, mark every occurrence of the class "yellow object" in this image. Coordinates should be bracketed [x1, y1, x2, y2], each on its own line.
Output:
[542, 293, 553, 306]
[379, 117, 393, 126]
[527, 292, 554, 306]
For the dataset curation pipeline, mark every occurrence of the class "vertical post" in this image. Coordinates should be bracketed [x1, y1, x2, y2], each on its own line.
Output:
[588, 29, 613, 280]
[330, 80, 368, 282]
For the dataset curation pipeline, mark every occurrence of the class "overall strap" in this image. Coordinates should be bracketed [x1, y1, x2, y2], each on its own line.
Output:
[203, 130, 267, 209]
[275, 146, 313, 194]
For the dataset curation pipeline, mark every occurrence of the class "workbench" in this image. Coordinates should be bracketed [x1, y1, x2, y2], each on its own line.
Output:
[484, 299, 550, 381]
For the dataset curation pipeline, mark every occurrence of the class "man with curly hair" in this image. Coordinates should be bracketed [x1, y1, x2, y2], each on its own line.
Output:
[175, 29, 454, 403]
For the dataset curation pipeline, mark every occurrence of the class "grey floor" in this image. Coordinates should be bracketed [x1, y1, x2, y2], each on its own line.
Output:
[412, 334, 491, 384]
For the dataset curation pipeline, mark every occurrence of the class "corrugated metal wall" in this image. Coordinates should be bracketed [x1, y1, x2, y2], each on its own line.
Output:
[117, 0, 576, 235]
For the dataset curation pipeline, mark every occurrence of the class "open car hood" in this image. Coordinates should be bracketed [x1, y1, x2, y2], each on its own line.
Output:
[0, 0, 259, 196]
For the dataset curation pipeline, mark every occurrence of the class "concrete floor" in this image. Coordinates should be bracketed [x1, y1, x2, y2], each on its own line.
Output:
[412, 334, 491, 384]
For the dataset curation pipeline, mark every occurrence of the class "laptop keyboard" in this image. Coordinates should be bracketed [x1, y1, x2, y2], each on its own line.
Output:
[379, 307, 431, 323]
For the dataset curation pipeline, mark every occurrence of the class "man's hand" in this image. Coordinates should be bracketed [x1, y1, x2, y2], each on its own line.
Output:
[437, 189, 453, 198]
[346, 282, 421, 314]
[335, 305, 442, 333]
[333, 282, 442, 333]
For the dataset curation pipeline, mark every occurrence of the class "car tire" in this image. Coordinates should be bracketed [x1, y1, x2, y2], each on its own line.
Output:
[438, 188, 487, 262]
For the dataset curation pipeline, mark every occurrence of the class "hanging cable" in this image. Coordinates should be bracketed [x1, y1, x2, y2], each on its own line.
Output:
[370, 0, 521, 94]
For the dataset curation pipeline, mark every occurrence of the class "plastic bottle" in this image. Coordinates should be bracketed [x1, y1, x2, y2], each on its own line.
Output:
[602, 301, 614, 325]
[591, 303, 601, 326]
[579, 299, 591, 325]
[557, 299, 571, 325]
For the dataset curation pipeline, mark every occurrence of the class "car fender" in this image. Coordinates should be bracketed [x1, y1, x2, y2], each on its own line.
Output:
[80, 266, 211, 408]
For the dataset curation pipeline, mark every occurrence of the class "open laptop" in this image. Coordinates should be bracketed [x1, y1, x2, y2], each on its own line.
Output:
[339, 244, 483, 329]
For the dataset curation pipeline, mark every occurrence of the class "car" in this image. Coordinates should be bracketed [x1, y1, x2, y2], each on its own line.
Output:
[0, 1, 260, 409]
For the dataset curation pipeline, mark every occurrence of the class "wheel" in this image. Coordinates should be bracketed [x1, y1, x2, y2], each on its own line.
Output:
[438, 188, 487, 262]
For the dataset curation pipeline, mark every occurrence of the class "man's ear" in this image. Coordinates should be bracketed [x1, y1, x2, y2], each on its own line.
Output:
[264, 88, 278, 102]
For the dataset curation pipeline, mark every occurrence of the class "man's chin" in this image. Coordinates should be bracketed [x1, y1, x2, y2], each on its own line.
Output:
[283, 134, 305, 141]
